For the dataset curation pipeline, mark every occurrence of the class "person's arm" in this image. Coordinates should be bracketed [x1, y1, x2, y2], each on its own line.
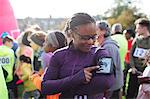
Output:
[11, 50, 15, 68]
[30, 73, 42, 90]
[41, 53, 51, 71]
[15, 48, 20, 68]
[14, 48, 20, 75]
[82, 49, 115, 94]
[138, 76, 150, 84]
[29, 48, 34, 72]
[41, 53, 86, 95]
[141, 67, 150, 92]
[103, 44, 121, 68]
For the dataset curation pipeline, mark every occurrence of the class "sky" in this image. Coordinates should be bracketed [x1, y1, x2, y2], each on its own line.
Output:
[10, 0, 150, 19]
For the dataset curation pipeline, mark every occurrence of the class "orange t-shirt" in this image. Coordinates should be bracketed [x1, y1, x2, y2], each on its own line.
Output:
[32, 74, 60, 99]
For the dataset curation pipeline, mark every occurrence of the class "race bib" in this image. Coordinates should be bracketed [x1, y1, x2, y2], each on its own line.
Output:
[0, 56, 10, 65]
[133, 48, 148, 59]
[96, 57, 114, 74]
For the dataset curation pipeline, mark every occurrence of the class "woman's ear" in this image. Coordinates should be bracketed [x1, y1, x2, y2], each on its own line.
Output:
[66, 29, 74, 39]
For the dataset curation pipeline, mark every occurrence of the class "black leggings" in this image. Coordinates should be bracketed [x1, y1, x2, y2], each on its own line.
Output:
[126, 73, 139, 99]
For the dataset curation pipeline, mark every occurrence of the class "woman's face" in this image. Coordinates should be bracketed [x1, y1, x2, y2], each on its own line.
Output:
[72, 23, 97, 52]
[7, 41, 13, 48]
[96, 27, 105, 45]
[123, 32, 129, 40]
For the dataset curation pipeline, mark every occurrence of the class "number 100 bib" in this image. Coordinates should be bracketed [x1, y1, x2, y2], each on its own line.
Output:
[0, 56, 10, 65]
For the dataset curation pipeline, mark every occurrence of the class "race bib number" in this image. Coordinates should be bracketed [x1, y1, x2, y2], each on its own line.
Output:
[0, 56, 10, 65]
[133, 48, 148, 59]
[96, 57, 113, 74]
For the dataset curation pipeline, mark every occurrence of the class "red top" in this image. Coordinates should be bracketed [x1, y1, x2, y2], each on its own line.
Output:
[125, 39, 133, 63]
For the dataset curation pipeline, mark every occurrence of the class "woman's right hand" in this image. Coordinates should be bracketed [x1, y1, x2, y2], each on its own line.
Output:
[128, 67, 137, 74]
[84, 66, 99, 83]
[131, 67, 137, 74]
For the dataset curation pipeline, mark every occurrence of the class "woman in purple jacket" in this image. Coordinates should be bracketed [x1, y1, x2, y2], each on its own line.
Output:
[41, 13, 115, 99]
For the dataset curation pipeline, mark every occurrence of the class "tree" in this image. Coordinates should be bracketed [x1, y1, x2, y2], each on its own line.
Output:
[105, 0, 147, 29]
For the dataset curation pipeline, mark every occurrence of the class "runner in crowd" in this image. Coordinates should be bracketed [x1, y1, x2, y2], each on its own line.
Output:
[137, 49, 150, 99]
[0, 35, 15, 98]
[122, 28, 135, 96]
[31, 30, 67, 99]
[127, 18, 150, 98]
[41, 13, 115, 99]
[96, 21, 123, 99]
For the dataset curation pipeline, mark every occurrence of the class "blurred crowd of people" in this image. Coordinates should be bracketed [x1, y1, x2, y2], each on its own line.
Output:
[0, 13, 150, 99]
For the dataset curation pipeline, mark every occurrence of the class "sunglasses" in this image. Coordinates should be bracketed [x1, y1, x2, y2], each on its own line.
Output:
[75, 32, 97, 40]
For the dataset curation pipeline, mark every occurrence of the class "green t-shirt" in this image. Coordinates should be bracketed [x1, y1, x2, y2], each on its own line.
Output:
[111, 34, 128, 69]
[0, 45, 14, 82]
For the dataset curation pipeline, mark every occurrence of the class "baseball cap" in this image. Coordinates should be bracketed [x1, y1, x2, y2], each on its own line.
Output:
[1, 32, 9, 39]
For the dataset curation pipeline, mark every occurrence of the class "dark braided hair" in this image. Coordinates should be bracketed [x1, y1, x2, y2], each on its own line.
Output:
[55, 31, 67, 49]
[64, 13, 96, 33]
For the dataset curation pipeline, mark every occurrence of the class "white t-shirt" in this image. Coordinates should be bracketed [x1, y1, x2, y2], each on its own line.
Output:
[137, 65, 150, 99]
[143, 65, 150, 77]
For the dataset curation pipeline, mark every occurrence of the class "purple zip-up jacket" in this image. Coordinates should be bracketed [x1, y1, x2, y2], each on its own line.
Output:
[42, 44, 115, 99]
